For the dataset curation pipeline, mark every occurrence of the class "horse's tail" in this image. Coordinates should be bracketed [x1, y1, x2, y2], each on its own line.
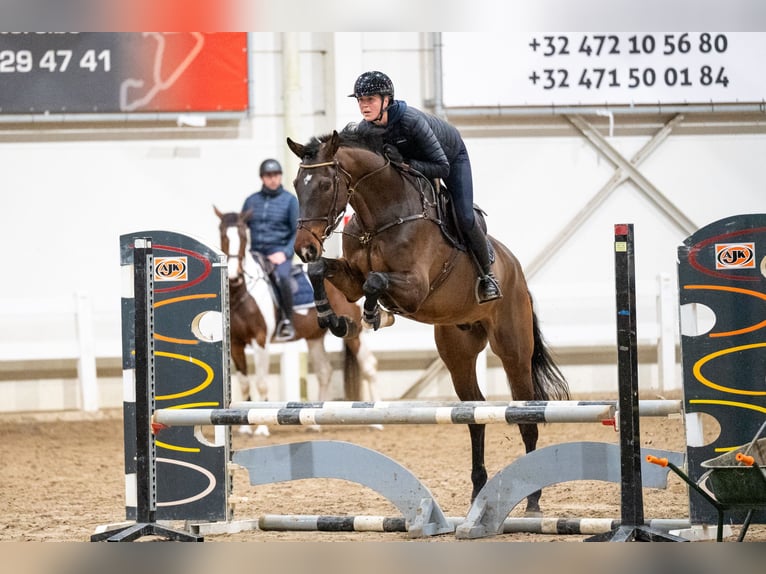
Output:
[342, 341, 362, 400]
[530, 296, 571, 402]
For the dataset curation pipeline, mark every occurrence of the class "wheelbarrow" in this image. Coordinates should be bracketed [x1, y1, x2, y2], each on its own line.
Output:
[647, 420, 766, 542]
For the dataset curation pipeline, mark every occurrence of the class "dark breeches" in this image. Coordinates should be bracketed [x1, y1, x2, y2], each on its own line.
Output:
[444, 146, 476, 231]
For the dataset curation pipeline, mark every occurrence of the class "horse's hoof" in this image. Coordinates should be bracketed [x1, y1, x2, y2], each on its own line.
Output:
[237, 425, 253, 436]
[254, 425, 270, 437]
[305, 424, 322, 433]
[524, 509, 543, 518]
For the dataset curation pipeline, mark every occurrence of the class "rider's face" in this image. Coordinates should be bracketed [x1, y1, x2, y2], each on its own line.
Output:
[357, 95, 388, 124]
[261, 172, 282, 191]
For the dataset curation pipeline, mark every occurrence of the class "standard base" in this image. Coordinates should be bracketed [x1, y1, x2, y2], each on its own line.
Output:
[585, 525, 688, 542]
[91, 522, 203, 542]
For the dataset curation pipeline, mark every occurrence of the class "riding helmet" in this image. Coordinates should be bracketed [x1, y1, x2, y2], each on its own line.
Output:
[259, 158, 282, 176]
[349, 71, 395, 100]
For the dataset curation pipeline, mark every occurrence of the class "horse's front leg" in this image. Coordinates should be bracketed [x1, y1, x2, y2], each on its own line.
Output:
[307, 258, 360, 338]
[362, 271, 396, 331]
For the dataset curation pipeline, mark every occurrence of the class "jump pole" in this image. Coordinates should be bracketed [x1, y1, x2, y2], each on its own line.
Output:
[256, 514, 691, 536]
[153, 403, 616, 427]
[230, 399, 682, 418]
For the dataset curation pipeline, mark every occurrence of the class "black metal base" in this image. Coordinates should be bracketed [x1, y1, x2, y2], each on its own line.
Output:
[91, 522, 203, 542]
[585, 525, 688, 542]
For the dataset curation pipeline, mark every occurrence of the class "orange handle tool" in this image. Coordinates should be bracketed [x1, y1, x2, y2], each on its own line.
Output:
[646, 455, 668, 467]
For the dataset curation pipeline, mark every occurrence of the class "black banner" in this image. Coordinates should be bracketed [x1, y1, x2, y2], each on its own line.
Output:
[0, 32, 248, 114]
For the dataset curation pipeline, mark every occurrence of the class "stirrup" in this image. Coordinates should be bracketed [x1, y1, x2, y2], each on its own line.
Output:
[274, 319, 295, 342]
[475, 274, 502, 304]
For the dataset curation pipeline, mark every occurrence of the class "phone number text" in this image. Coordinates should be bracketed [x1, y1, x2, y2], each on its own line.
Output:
[0, 49, 112, 73]
[530, 66, 729, 90]
[530, 33, 729, 57]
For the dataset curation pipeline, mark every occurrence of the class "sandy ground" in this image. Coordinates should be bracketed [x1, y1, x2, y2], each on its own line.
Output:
[0, 402, 764, 543]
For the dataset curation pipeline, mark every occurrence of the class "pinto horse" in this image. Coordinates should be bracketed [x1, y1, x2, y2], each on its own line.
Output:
[214, 207, 379, 421]
[286, 129, 570, 513]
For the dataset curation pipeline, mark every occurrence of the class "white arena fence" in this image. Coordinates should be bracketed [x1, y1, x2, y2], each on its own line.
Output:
[0, 274, 678, 413]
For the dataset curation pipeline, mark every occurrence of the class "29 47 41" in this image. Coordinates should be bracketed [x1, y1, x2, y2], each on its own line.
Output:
[0, 49, 111, 73]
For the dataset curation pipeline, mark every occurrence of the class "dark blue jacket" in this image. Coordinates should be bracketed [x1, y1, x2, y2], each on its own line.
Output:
[357, 100, 476, 229]
[357, 100, 466, 180]
[241, 185, 299, 258]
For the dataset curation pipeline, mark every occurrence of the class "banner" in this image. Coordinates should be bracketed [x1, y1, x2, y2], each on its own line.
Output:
[0, 32, 248, 114]
[443, 32, 766, 107]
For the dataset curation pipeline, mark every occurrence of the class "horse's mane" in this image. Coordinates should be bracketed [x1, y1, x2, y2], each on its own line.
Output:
[301, 125, 385, 159]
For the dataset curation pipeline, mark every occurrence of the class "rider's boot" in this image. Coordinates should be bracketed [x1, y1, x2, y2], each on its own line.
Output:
[274, 276, 296, 342]
[463, 220, 502, 304]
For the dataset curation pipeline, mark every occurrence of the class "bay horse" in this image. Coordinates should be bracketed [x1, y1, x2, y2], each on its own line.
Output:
[286, 129, 570, 513]
[214, 207, 379, 432]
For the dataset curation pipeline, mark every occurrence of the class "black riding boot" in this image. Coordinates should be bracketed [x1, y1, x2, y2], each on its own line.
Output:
[463, 221, 502, 304]
[274, 276, 296, 342]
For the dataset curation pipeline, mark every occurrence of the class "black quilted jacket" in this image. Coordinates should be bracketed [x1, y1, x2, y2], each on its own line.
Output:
[358, 100, 464, 179]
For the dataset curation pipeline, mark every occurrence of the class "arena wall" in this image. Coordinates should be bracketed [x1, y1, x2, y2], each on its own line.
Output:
[1, 32, 763, 412]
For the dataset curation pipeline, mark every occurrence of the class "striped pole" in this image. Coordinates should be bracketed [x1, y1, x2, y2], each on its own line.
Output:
[257, 514, 691, 535]
[153, 403, 616, 427]
[230, 399, 682, 418]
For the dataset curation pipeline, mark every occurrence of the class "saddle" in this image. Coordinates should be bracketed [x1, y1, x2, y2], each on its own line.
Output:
[400, 169, 495, 263]
[249, 252, 315, 309]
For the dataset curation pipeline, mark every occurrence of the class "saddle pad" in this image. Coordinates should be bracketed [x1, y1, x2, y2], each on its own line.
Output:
[291, 265, 315, 308]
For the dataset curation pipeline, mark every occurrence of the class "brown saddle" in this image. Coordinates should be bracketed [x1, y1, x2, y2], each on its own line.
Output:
[402, 171, 494, 262]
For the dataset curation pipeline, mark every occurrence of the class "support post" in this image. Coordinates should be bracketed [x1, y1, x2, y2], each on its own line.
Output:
[74, 290, 99, 412]
[585, 224, 686, 542]
[91, 239, 201, 542]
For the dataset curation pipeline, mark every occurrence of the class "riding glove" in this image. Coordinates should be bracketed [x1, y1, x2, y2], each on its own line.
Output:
[383, 144, 405, 164]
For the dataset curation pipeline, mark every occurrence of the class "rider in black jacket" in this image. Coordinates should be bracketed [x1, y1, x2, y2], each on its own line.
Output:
[350, 70, 502, 304]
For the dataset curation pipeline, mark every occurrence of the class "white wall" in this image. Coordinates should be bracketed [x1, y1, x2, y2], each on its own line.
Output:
[1, 32, 764, 409]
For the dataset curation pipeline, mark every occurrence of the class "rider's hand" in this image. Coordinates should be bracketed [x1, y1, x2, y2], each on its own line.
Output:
[383, 144, 404, 164]
[268, 252, 287, 265]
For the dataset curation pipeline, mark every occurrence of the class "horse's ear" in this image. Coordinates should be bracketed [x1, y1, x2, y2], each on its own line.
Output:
[286, 137, 304, 159]
[213, 205, 224, 220]
[329, 130, 340, 155]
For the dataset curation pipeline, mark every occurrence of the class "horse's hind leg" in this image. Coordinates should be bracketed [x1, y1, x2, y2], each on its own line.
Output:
[487, 323, 542, 515]
[434, 323, 489, 502]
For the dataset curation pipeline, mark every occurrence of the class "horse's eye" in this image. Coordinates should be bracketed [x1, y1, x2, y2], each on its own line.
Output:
[319, 179, 332, 192]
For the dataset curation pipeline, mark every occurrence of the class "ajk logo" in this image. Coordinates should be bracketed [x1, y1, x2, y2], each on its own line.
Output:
[154, 256, 188, 281]
[714, 243, 755, 269]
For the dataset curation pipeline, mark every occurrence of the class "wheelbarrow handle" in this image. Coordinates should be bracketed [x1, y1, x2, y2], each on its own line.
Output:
[646, 455, 668, 467]
[736, 453, 755, 467]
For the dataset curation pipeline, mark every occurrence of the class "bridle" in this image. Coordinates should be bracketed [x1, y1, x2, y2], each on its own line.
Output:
[297, 154, 437, 249]
[296, 157, 390, 247]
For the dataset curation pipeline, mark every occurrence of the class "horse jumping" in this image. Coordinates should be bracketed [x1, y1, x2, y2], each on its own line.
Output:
[214, 207, 379, 418]
[286, 129, 570, 513]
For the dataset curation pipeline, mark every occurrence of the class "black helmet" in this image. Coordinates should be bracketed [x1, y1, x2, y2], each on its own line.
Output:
[348, 71, 394, 100]
[259, 158, 282, 176]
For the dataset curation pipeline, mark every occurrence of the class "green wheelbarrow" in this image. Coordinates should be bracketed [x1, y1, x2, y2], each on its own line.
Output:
[647, 420, 766, 542]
